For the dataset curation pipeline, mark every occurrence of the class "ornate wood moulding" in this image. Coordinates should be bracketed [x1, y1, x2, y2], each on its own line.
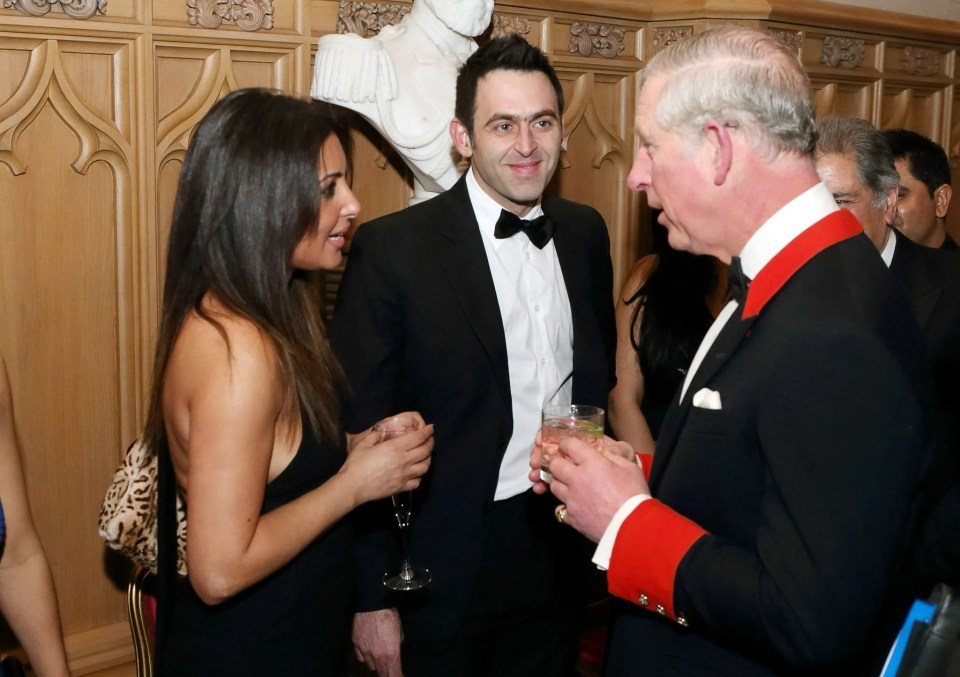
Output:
[186, 0, 273, 30]
[3, 0, 105, 19]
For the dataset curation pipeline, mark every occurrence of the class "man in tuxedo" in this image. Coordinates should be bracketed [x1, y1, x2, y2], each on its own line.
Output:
[533, 25, 933, 675]
[883, 128, 956, 251]
[816, 116, 960, 592]
[331, 34, 616, 677]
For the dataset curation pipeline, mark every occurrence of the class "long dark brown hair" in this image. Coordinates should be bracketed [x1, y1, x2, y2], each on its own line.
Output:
[144, 88, 350, 452]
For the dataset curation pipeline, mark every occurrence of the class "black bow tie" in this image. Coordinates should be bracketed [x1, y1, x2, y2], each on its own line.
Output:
[727, 256, 750, 304]
[493, 209, 554, 249]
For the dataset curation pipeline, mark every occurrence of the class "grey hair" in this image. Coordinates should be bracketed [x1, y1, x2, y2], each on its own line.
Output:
[815, 116, 900, 208]
[639, 25, 816, 159]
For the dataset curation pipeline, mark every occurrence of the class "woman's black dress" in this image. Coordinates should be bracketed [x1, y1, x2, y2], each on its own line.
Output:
[157, 415, 354, 675]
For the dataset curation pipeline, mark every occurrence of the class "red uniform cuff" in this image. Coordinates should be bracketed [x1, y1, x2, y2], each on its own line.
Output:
[608, 499, 707, 621]
[636, 452, 653, 481]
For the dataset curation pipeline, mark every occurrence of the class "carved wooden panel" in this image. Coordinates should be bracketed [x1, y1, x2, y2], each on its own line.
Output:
[880, 82, 949, 134]
[801, 30, 882, 75]
[810, 77, 877, 119]
[554, 18, 638, 64]
[0, 33, 140, 644]
[153, 0, 290, 32]
[0, 0, 139, 21]
[154, 42, 298, 272]
[551, 69, 639, 297]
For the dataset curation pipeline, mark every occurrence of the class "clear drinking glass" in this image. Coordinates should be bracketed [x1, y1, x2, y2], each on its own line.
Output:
[374, 415, 432, 591]
[539, 404, 605, 482]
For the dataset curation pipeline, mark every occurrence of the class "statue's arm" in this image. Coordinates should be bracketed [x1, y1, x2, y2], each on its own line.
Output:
[311, 33, 399, 105]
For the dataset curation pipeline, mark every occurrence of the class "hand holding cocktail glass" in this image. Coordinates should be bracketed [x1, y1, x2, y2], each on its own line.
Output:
[373, 414, 433, 591]
[537, 404, 605, 483]
[530, 406, 651, 542]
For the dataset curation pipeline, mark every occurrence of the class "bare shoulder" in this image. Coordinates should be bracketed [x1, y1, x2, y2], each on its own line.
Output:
[165, 299, 283, 412]
[620, 254, 660, 303]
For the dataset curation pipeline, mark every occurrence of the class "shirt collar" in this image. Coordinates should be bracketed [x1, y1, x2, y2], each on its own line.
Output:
[738, 182, 840, 280]
[880, 227, 896, 267]
[465, 167, 544, 249]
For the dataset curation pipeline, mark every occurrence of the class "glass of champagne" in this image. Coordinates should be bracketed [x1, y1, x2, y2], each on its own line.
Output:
[539, 405, 605, 482]
[374, 415, 432, 591]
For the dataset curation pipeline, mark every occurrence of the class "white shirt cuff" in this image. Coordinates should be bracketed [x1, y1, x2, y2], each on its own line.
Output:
[592, 494, 651, 570]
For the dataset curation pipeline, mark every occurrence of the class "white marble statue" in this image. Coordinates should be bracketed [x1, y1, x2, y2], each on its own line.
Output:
[311, 0, 494, 204]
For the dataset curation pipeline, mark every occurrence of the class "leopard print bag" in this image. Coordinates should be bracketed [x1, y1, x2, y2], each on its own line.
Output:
[98, 437, 187, 575]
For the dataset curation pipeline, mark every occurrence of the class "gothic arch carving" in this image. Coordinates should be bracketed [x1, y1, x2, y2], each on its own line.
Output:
[561, 72, 627, 171]
[156, 47, 238, 171]
[0, 39, 132, 176]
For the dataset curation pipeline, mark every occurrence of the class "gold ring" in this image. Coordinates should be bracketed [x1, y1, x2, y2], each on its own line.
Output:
[555, 505, 567, 525]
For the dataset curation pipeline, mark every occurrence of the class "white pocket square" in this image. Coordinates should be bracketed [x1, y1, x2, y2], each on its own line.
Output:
[692, 387, 722, 410]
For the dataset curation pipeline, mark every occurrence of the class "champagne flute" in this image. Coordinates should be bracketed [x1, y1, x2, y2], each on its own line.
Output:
[374, 415, 432, 591]
[539, 404, 604, 482]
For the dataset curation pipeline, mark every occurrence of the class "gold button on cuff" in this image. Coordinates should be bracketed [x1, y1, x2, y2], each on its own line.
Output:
[638, 594, 649, 606]
[655, 604, 666, 615]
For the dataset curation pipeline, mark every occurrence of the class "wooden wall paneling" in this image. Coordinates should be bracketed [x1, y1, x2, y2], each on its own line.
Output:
[153, 40, 300, 271]
[880, 80, 948, 135]
[0, 30, 141, 672]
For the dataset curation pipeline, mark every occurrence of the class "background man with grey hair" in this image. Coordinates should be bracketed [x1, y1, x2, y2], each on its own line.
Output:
[817, 115, 960, 600]
[530, 25, 933, 675]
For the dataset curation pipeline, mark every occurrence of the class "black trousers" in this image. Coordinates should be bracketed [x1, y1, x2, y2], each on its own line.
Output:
[401, 490, 584, 677]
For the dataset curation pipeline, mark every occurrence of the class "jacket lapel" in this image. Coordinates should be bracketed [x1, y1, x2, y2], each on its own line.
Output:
[550, 205, 600, 403]
[650, 309, 756, 490]
[437, 179, 512, 411]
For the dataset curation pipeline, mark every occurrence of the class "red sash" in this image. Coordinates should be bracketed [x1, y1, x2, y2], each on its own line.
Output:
[743, 210, 863, 318]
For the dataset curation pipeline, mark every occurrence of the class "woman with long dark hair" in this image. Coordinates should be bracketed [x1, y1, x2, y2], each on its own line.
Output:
[146, 88, 433, 674]
[608, 225, 727, 453]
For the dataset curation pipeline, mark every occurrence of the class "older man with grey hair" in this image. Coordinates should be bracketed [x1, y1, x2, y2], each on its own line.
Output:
[532, 26, 933, 675]
[817, 115, 960, 605]
[815, 116, 901, 256]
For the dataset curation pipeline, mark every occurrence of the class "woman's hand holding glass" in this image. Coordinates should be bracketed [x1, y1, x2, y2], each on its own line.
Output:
[344, 412, 433, 505]
[371, 414, 433, 591]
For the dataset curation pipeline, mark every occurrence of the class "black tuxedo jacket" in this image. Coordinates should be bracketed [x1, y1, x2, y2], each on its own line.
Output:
[330, 176, 616, 647]
[606, 222, 934, 676]
[890, 229, 960, 587]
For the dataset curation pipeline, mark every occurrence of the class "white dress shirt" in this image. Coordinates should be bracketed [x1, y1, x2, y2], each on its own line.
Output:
[593, 183, 841, 569]
[465, 168, 574, 501]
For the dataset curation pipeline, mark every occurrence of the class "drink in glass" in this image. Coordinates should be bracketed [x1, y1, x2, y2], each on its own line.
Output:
[374, 415, 432, 591]
[539, 404, 604, 482]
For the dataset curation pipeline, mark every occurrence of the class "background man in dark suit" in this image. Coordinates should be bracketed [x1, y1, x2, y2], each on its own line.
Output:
[883, 128, 956, 251]
[532, 25, 933, 675]
[331, 34, 616, 677]
[817, 116, 960, 594]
